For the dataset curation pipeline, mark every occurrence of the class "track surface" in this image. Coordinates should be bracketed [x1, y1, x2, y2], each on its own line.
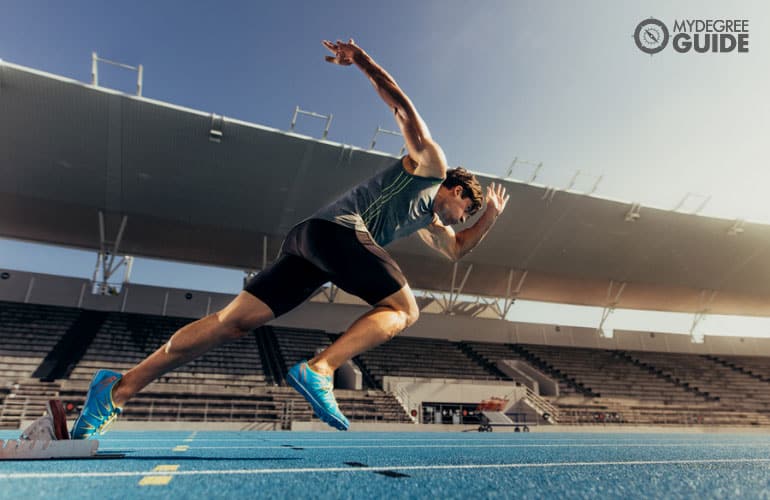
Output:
[2, 431, 770, 498]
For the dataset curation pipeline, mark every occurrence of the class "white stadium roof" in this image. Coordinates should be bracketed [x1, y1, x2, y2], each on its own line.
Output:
[2, 61, 769, 316]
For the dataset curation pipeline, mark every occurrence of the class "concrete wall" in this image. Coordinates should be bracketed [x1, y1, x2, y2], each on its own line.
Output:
[381, 376, 522, 419]
[2, 268, 770, 356]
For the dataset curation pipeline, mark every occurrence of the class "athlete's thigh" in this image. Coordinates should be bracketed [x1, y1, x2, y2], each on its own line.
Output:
[217, 291, 276, 330]
[243, 253, 330, 318]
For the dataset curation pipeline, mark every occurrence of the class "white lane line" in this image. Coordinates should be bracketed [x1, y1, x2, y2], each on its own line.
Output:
[99, 442, 770, 450]
[97, 437, 761, 443]
[2, 458, 770, 479]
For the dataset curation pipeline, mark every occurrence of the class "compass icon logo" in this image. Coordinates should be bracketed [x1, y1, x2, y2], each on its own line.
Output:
[634, 18, 669, 55]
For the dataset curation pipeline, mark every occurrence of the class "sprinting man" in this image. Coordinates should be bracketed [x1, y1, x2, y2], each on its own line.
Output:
[72, 39, 509, 435]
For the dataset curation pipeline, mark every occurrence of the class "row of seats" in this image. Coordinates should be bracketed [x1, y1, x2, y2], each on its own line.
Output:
[273, 327, 332, 369]
[358, 336, 496, 383]
[519, 344, 709, 405]
[624, 351, 770, 412]
[2, 300, 770, 428]
[70, 311, 267, 388]
[0, 301, 81, 381]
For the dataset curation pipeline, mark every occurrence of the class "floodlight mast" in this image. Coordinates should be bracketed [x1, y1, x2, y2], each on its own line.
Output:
[91, 52, 143, 96]
[370, 127, 406, 156]
[505, 157, 542, 183]
[290, 106, 333, 139]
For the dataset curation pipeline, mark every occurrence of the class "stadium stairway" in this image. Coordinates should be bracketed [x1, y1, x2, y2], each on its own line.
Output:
[457, 342, 512, 381]
[705, 355, 770, 383]
[351, 354, 380, 390]
[254, 326, 285, 386]
[32, 310, 108, 381]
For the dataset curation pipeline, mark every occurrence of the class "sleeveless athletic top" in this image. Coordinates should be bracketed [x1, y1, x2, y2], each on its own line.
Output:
[312, 158, 444, 247]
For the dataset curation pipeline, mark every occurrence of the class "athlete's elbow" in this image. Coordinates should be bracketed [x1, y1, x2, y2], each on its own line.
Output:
[450, 241, 465, 262]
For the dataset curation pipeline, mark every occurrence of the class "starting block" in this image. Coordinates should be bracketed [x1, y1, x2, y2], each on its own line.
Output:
[0, 438, 99, 460]
[0, 400, 123, 460]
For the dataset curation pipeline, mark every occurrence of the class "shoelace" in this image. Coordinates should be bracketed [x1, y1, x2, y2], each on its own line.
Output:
[97, 411, 120, 435]
[318, 381, 339, 409]
[83, 401, 120, 435]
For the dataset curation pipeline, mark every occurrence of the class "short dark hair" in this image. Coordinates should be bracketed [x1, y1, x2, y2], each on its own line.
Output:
[442, 167, 483, 214]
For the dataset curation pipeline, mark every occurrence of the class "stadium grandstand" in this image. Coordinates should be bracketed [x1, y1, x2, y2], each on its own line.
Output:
[2, 59, 770, 433]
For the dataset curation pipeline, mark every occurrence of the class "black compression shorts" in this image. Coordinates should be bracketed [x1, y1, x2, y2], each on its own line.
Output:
[243, 219, 407, 317]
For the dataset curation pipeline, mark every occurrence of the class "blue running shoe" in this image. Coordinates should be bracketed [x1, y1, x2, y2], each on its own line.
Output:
[71, 369, 123, 439]
[287, 361, 349, 431]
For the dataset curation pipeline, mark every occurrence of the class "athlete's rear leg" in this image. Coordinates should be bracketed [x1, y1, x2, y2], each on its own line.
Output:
[71, 292, 275, 439]
[112, 291, 275, 406]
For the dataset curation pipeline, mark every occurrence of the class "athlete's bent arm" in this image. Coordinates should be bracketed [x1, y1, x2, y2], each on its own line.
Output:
[322, 38, 446, 177]
[418, 182, 510, 261]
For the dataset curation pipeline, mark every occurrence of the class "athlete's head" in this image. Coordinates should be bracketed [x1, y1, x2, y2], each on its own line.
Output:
[434, 167, 483, 225]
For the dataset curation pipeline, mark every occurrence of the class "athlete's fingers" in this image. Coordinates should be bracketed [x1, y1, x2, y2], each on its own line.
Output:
[325, 56, 337, 64]
[322, 40, 336, 52]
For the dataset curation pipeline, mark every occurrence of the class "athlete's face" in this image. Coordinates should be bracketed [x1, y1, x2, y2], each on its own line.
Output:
[436, 185, 474, 226]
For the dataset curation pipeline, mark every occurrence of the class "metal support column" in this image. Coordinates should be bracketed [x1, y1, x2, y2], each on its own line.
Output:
[91, 211, 133, 295]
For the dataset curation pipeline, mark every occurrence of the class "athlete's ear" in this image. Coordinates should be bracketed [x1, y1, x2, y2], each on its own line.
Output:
[453, 185, 463, 197]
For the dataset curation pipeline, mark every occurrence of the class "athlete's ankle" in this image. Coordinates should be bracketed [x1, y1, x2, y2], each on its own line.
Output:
[307, 359, 334, 378]
[110, 378, 130, 407]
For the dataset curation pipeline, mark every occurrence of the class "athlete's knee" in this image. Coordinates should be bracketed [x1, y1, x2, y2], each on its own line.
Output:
[403, 304, 420, 329]
[214, 311, 260, 340]
[388, 303, 419, 337]
[215, 292, 274, 339]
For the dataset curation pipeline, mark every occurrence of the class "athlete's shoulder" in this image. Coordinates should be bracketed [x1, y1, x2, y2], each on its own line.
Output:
[406, 140, 447, 179]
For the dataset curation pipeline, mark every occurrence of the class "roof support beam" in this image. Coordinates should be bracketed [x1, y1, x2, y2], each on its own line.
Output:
[597, 280, 627, 338]
[433, 262, 475, 315]
[690, 289, 719, 343]
[485, 269, 528, 320]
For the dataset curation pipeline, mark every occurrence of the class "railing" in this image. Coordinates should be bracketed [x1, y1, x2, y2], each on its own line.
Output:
[392, 385, 418, 424]
[523, 386, 559, 423]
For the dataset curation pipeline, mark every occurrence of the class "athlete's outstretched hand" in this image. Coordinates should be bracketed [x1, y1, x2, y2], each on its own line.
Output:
[322, 39, 361, 66]
[486, 182, 510, 218]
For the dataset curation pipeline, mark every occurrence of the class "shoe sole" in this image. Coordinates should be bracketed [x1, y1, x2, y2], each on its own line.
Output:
[287, 372, 349, 431]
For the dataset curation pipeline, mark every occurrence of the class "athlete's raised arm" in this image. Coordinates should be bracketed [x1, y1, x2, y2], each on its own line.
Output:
[322, 38, 447, 178]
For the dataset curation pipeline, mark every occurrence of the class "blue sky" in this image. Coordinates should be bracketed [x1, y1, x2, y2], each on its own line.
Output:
[1, 0, 769, 337]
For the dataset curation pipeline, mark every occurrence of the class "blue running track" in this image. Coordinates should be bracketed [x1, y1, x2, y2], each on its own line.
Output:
[2, 430, 770, 499]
